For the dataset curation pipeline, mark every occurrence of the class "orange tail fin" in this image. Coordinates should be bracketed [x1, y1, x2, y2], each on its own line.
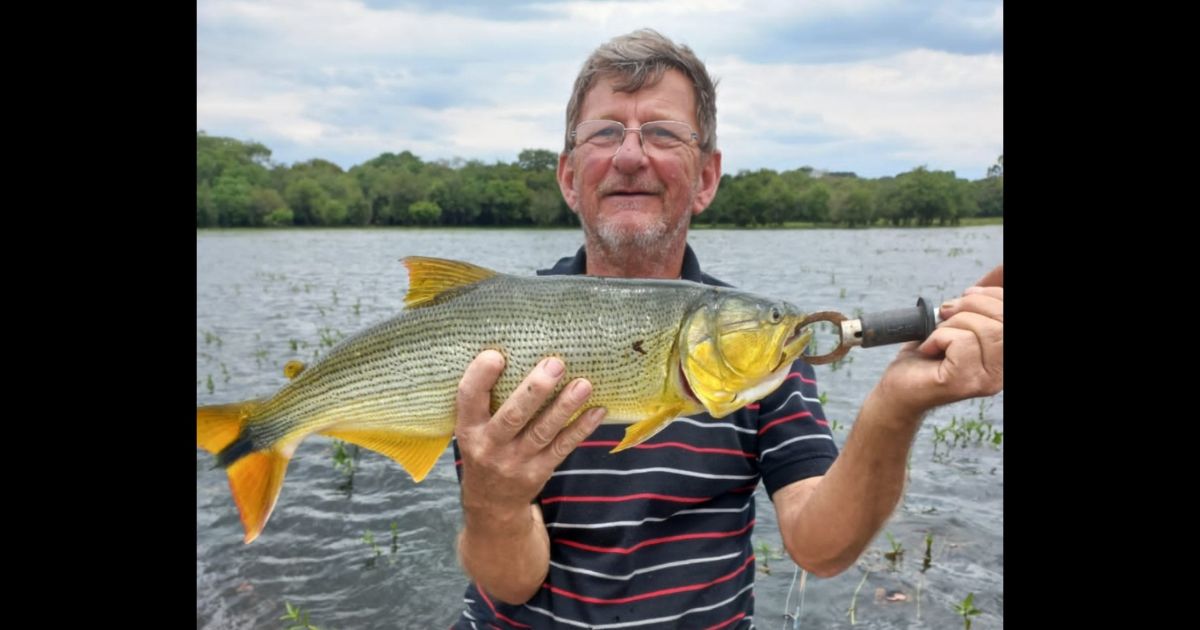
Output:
[197, 400, 290, 543]
[225, 451, 291, 543]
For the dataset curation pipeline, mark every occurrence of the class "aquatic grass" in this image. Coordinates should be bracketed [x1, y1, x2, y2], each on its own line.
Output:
[206, 374, 215, 395]
[280, 601, 319, 630]
[883, 532, 904, 571]
[363, 531, 382, 568]
[331, 440, 354, 476]
[917, 532, 934, 621]
[846, 566, 870, 625]
[953, 592, 982, 629]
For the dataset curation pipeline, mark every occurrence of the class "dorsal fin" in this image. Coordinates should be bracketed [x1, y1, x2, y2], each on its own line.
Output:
[402, 257, 499, 308]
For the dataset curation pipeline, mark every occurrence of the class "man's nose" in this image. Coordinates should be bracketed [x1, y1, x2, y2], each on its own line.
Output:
[611, 129, 647, 173]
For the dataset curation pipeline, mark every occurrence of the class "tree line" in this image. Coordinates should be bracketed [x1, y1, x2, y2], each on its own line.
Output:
[197, 131, 1002, 229]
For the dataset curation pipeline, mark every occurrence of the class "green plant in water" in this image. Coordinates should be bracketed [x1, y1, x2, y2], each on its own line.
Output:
[206, 374, 215, 395]
[289, 339, 299, 352]
[953, 592, 982, 629]
[883, 532, 904, 570]
[353, 298, 361, 316]
[391, 521, 400, 555]
[922, 532, 933, 572]
[331, 440, 354, 475]
[818, 391, 828, 406]
[847, 567, 870, 625]
[363, 530, 382, 568]
[280, 601, 319, 630]
[755, 540, 773, 575]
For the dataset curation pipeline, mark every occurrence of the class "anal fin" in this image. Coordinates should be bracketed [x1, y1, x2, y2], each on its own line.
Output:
[321, 428, 452, 482]
[611, 404, 685, 453]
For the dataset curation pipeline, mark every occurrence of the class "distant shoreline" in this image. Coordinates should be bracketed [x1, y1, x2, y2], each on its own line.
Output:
[196, 217, 1003, 232]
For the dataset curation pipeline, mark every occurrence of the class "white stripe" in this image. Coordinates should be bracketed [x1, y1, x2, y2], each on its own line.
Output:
[759, 390, 820, 416]
[672, 416, 757, 434]
[758, 434, 835, 460]
[549, 551, 743, 580]
[522, 583, 754, 629]
[552, 467, 756, 480]
[546, 500, 754, 529]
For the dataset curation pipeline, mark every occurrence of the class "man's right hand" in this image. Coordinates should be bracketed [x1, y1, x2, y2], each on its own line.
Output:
[454, 350, 606, 603]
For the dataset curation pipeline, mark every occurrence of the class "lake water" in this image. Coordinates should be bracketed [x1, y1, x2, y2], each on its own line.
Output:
[197, 226, 1003, 629]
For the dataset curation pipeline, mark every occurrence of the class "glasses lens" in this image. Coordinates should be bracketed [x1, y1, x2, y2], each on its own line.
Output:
[641, 121, 694, 148]
[575, 121, 624, 148]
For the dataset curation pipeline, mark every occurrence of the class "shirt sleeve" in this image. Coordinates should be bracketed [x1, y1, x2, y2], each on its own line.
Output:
[756, 358, 839, 496]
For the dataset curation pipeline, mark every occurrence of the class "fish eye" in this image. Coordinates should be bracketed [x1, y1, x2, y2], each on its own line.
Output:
[770, 307, 781, 323]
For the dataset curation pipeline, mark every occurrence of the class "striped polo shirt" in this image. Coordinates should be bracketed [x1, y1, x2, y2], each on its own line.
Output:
[452, 245, 838, 629]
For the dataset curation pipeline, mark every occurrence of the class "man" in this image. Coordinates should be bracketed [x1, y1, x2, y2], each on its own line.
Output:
[450, 29, 1003, 628]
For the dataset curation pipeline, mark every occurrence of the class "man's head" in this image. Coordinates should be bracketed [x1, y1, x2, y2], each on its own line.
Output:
[557, 29, 722, 273]
[562, 29, 718, 155]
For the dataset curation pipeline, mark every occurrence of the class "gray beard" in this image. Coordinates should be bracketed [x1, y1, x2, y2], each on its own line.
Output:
[585, 210, 690, 257]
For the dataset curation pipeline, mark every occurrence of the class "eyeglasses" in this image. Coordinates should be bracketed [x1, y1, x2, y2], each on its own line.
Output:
[571, 120, 699, 152]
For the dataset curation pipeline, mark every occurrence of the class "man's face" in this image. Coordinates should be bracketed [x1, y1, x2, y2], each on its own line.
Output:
[557, 69, 721, 254]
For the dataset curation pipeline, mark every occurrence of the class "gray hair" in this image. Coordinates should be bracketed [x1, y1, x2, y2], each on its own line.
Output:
[563, 29, 718, 154]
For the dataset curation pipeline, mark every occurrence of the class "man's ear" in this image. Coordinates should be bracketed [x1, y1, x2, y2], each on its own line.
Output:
[557, 151, 578, 212]
[691, 149, 722, 216]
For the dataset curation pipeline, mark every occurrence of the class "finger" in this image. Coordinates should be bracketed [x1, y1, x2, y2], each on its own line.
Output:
[975, 264, 1003, 288]
[455, 350, 507, 434]
[521, 378, 594, 453]
[918, 311, 1003, 385]
[486, 357, 567, 443]
[940, 292, 1003, 322]
[542, 407, 608, 467]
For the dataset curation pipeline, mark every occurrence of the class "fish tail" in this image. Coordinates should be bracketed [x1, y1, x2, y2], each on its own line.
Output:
[198, 400, 290, 543]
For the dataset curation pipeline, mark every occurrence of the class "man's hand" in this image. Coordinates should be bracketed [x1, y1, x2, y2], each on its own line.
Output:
[454, 350, 606, 604]
[874, 264, 1004, 419]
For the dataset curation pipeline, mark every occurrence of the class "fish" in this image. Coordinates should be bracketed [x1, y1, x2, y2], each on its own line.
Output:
[197, 257, 813, 543]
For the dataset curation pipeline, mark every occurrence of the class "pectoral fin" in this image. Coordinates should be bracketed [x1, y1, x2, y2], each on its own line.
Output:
[320, 427, 452, 483]
[611, 404, 685, 453]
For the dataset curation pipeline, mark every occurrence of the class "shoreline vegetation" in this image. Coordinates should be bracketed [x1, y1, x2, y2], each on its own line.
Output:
[198, 131, 1003, 230]
[197, 216, 1002, 232]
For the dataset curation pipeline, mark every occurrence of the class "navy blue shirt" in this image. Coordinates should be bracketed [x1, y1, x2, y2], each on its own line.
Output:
[452, 245, 837, 629]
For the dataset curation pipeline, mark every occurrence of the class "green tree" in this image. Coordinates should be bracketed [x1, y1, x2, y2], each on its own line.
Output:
[517, 149, 558, 172]
[408, 200, 442, 225]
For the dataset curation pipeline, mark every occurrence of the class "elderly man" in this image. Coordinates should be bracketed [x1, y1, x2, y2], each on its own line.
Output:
[451, 29, 1003, 629]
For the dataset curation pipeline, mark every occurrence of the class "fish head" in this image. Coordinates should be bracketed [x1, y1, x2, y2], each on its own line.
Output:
[679, 291, 812, 418]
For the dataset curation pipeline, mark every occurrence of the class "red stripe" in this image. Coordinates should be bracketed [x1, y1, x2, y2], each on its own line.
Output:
[758, 411, 812, 435]
[541, 492, 710, 505]
[705, 612, 748, 630]
[745, 403, 760, 410]
[544, 555, 755, 605]
[454, 459, 462, 466]
[578, 440, 753, 458]
[553, 520, 756, 554]
[475, 583, 532, 629]
[786, 372, 816, 384]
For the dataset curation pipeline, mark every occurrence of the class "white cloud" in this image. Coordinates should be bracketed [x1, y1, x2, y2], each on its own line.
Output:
[197, 0, 1003, 178]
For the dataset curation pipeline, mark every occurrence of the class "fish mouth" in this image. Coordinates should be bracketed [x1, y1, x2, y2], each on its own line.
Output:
[776, 324, 813, 370]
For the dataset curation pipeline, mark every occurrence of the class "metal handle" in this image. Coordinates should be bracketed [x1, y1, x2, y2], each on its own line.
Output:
[842, 297, 937, 349]
[800, 297, 937, 365]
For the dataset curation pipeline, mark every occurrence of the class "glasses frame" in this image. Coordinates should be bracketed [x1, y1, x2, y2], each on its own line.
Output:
[570, 120, 700, 153]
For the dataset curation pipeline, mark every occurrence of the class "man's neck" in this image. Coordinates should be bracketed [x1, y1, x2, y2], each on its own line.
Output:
[583, 238, 687, 279]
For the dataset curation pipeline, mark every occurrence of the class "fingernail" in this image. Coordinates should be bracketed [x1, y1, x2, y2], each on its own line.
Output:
[543, 357, 564, 377]
[587, 407, 608, 426]
[571, 379, 592, 399]
[941, 298, 961, 311]
[963, 287, 985, 295]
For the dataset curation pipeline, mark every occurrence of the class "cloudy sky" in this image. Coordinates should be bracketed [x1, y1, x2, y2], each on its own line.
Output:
[197, 0, 1002, 180]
